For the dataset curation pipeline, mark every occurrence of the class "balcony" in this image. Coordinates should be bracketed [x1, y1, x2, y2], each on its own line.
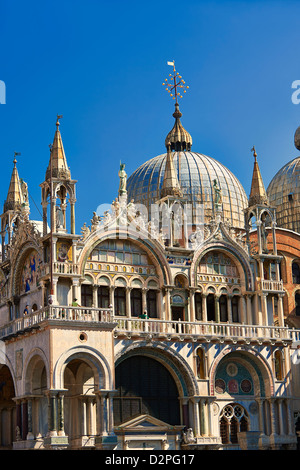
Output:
[40, 262, 80, 277]
[0, 307, 297, 345]
[0, 306, 115, 340]
[114, 317, 293, 345]
[259, 279, 284, 293]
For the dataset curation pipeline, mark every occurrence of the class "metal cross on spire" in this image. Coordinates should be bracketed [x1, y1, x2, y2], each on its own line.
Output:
[162, 60, 189, 104]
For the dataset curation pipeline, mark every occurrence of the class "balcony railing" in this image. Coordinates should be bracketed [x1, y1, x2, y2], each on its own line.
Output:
[0, 307, 299, 344]
[114, 317, 293, 343]
[40, 262, 79, 277]
[259, 279, 284, 292]
[0, 306, 114, 340]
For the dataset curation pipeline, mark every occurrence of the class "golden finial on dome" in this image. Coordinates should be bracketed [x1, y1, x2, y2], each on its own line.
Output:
[162, 61, 192, 151]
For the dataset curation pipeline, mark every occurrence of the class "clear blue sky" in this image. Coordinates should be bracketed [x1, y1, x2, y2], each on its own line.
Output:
[0, 0, 299, 229]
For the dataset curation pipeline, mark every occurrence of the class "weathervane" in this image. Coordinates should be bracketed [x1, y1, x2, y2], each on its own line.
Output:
[251, 146, 257, 161]
[162, 60, 189, 104]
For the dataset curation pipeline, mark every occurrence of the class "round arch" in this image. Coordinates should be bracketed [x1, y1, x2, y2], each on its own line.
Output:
[23, 348, 50, 395]
[115, 342, 198, 397]
[52, 345, 113, 391]
[78, 227, 172, 286]
[191, 242, 253, 291]
[11, 243, 43, 296]
[209, 347, 274, 398]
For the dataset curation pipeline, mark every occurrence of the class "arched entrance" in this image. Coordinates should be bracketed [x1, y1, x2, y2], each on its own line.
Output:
[63, 357, 100, 447]
[114, 355, 180, 426]
[0, 365, 16, 448]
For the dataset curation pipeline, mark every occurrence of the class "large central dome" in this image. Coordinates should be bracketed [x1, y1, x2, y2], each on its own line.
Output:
[127, 96, 248, 229]
[127, 151, 248, 229]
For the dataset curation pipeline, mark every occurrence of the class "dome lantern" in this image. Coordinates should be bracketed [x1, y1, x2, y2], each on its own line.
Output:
[295, 126, 300, 151]
[162, 61, 192, 152]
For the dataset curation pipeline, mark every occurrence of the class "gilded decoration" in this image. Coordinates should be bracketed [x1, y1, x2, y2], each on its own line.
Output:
[57, 240, 72, 262]
[20, 250, 42, 294]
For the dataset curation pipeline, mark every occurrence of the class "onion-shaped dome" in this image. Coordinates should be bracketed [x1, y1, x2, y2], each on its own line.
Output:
[127, 151, 248, 229]
[267, 127, 300, 233]
[165, 103, 192, 151]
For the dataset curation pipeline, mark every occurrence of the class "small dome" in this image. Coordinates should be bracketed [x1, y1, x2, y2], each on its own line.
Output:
[267, 155, 300, 233]
[127, 151, 248, 229]
[165, 103, 192, 151]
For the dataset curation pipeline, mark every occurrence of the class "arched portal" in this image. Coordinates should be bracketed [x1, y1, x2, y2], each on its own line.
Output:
[64, 358, 98, 444]
[114, 355, 180, 426]
[0, 365, 16, 448]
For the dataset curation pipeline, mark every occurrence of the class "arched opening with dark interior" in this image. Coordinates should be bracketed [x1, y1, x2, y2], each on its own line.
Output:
[114, 355, 180, 426]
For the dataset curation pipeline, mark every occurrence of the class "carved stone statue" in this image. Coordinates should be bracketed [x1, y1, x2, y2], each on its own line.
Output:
[80, 222, 90, 239]
[91, 212, 101, 232]
[118, 162, 127, 195]
[56, 206, 64, 229]
[213, 179, 222, 204]
[182, 428, 196, 444]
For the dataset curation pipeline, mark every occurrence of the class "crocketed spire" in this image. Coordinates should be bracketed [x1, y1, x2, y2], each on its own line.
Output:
[248, 146, 269, 207]
[160, 143, 183, 199]
[4, 157, 24, 212]
[46, 116, 71, 181]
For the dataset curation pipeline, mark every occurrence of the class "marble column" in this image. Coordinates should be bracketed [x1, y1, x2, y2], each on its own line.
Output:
[214, 295, 220, 323]
[202, 294, 207, 322]
[126, 287, 132, 318]
[191, 397, 200, 436]
[227, 294, 233, 323]
[189, 289, 196, 323]
[277, 294, 285, 327]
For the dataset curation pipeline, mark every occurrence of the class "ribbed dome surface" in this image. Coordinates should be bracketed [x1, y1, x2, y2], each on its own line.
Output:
[127, 151, 248, 229]
[267, 155, 300, 233]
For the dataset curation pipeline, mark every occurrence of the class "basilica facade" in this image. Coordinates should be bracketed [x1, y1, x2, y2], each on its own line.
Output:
[1, 81, 300, 450]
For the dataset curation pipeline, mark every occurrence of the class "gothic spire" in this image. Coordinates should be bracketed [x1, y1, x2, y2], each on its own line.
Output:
[248, 146, 269, 207]
[160, 143, 183, 199]
[45, 115, 71, 181]
[4, 154, 24, 212]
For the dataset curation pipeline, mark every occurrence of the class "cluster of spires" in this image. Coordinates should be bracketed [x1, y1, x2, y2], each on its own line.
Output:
[3, 115, 71, 217]
[2, 61, 300, 227]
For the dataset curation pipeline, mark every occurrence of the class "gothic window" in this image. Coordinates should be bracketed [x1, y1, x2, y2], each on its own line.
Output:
[199, 252, 239, 281]
[90, 240, 149, 266]
[81, 284, 93, 307]
[207, 294, 215, 321]
[292, 262, 300, 284]
[274, 350, 283, 380]
[98, 286, 109, 308]
[232, 296, 239, 322]
[220, 294, 228, 322]
[174, 274, 188, 288]
[131, 288, 142, 317]
[196, 347, 205, 379]
[147, 290, 157, 318]
[195, 293, 202, 320]
[219, 404, 249, 445]
[295, 292, 300, 316]
[114, 287, 126, 316]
